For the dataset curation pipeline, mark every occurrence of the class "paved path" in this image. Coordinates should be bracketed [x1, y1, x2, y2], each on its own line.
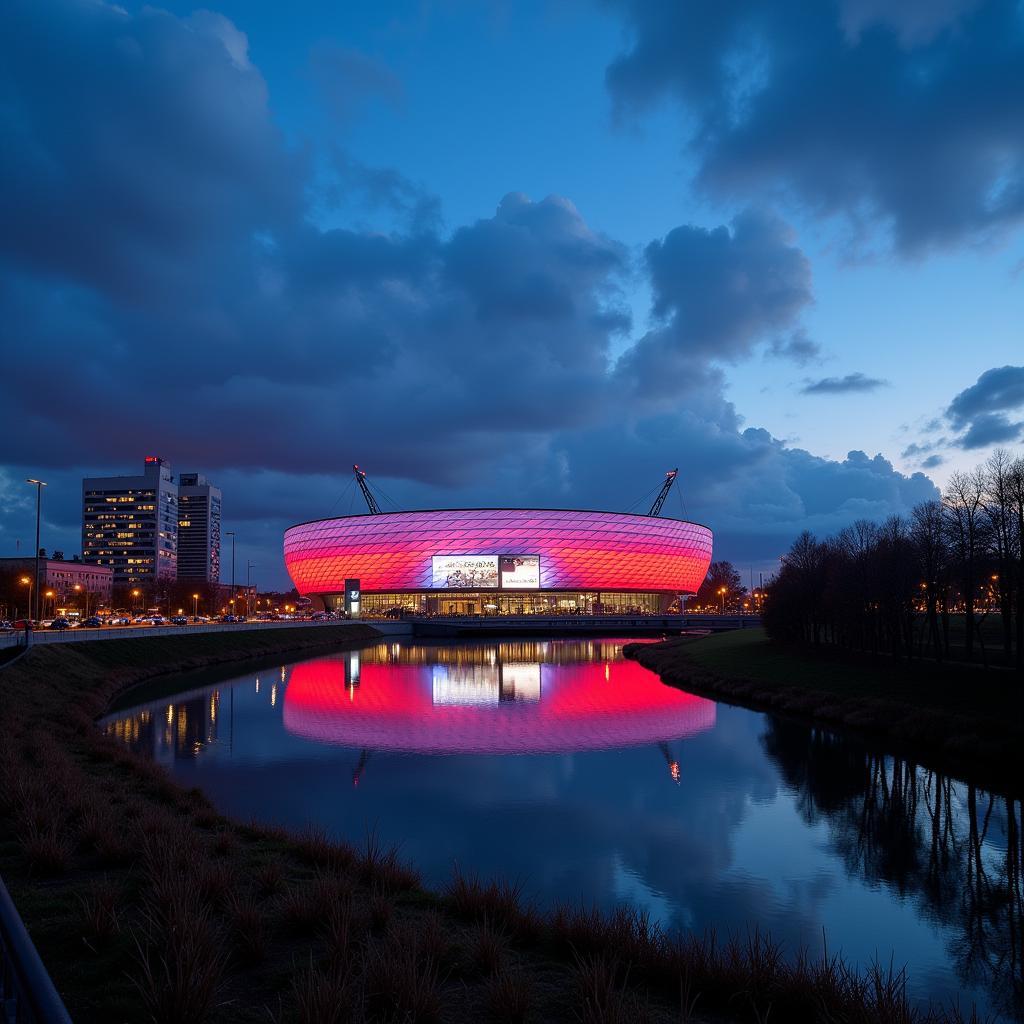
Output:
[0, 618, 412, 650]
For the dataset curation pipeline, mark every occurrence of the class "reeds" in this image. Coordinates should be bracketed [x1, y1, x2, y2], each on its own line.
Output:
[277, 882, 326, 934]
[363, 924, 443, 1024]
[357, 830, 420, 893]
[284, 956, 360, 1024]
[445, 867, 524, 930]
[483, 967, 534, 1024]
[466, 917, 509, 976]
[77, 877, 122, 942]
[130, 901, 226, 1024]
[225, 888, 269, 963]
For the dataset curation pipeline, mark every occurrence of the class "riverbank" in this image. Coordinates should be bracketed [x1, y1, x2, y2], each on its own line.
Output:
[0, 628, 990, 1023]
[625, 628, 1024, 792]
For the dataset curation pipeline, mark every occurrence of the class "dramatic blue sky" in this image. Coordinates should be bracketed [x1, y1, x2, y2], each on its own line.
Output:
[1, 0, 1022, 587]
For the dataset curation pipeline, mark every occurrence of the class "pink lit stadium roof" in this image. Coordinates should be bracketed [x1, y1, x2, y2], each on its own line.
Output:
[284, 509, 713, 594]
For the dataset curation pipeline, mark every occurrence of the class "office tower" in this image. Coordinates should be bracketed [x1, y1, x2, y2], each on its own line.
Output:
[177, 472, 222, 582]
[82, 457, 178, 584]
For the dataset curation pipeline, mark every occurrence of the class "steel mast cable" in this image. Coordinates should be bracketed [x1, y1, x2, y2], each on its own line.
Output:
[326, 476, 356, 516]
[622, 483, 662, 515]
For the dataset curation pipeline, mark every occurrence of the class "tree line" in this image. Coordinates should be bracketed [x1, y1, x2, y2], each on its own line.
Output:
[764, 449, 1024, 669]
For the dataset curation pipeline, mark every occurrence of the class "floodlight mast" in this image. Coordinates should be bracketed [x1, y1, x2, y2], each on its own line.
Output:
[648, 468, 678, 517]
[353, 464, 383, 515]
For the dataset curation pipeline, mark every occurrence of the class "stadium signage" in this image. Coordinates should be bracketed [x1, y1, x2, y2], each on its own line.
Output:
[431, 554, 541, 590]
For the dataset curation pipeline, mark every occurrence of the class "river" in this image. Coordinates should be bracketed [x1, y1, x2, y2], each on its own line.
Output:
[100, 636, 1022, 1019]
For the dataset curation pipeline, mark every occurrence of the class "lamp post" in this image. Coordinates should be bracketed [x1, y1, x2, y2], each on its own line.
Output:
[246, 560, 256, 617]
[719, 586, 727, 614]
[45, 590, 55, 618]
[193, 593, 199, 618]
[132, 588, 141, 615]
[25, 478, 47, 621]
[225, 531, 236, 613]
[20, 576, 31, 622]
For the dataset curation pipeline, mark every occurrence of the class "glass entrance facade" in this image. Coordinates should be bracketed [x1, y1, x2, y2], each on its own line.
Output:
[333, 590, 671, 618]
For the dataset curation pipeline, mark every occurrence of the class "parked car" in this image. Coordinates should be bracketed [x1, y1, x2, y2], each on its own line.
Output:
[221, 614, 238, 623]
[49, 618, 72, 630]
[170, 615, 188, 625]
[109, 616, 131, 626]
[83, 616, 103, 628]
[12, 619, 33, 629]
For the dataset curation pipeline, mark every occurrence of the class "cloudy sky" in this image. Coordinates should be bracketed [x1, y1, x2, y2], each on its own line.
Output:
[1, 0, 1022, 588]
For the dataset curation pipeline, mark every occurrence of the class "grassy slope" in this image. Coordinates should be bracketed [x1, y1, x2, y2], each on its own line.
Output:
[626, 629, 1024, 791]
[0, 627, 993, 1024]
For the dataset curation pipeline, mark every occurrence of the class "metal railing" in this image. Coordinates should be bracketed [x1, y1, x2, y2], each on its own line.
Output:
[0, 875, 73, 1023]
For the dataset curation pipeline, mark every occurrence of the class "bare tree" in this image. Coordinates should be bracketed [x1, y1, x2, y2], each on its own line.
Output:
[911, 500, 949, 660]
[981, 450, 1018, 661]
[943, 468, 988, 662]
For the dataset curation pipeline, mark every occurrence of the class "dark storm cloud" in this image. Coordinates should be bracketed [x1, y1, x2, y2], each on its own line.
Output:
[958, 412, 1024, 449]
[617, 209, 813, 396]
[0, 2, 301, 306]
[946, 365, 1024, 427]
[0, 0, 943, 586]
[524, 412, 937, 551]
[800, 373, 889, 395]
[945, 365, 1024, 448]
[0, 0, 627, 479]
[605, 0, 1024, 251]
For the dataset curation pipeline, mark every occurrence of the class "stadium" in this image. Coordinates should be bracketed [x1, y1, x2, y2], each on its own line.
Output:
[283, 469, 713, 618]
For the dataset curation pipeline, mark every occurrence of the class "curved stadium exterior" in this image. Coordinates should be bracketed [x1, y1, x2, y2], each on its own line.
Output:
[284, 508, 713, 617]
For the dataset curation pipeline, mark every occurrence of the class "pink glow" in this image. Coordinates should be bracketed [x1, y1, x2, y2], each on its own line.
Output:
[282, 650, 716, 754]
[284, 509, 713, 594]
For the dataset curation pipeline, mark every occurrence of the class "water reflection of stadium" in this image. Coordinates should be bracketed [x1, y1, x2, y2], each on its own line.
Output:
[286, 640, 716, 755]
[103, 640, 715, 762]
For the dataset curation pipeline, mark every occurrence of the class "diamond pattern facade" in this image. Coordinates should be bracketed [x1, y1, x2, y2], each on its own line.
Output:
[284, 509, 713, 595]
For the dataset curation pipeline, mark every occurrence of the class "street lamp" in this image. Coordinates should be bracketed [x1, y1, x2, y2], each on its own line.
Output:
[45, 590, 55, 618]
[132, 588, 141, 614]
[225, 530, 236, 613]
[25, 478, 47, 621]
[193, 593, 199, 617]
[20, 576, 31, 621]
[718, 586, 727, 614]
[246, 560, 256, 617]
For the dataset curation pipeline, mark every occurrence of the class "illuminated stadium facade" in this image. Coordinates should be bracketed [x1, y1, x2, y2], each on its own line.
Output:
[284, 505, 714, 618]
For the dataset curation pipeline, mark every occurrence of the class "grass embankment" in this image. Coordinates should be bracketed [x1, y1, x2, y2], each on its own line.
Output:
[626, 628, 1024, 791]
[0, 628, 990, 1024]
